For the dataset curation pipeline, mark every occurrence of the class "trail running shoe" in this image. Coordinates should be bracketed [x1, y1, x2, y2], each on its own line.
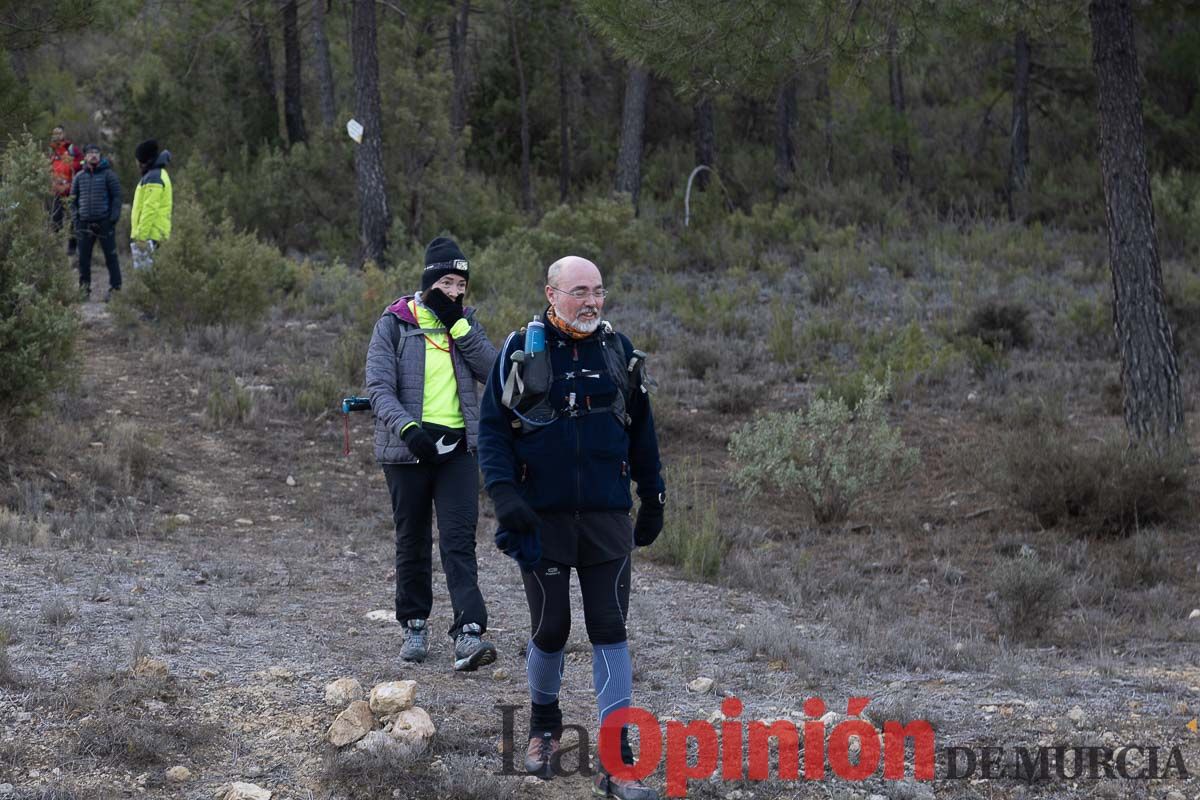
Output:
[524, 731, 560, 779]
[400, 618, 429, 662]
[453, 622, 497, 671]
[593, 770, 658, 800]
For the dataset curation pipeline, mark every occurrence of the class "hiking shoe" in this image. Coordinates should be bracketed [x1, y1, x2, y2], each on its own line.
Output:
[453, 622, 496, 671]
[400, 619, 429, 662]
[593, 771, 658, 800]
[79, 284, 91, 301]
[105, 286, 120, 302]
[524, 731, 560, 779]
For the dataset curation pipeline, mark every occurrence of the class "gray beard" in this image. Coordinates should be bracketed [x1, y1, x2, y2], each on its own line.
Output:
[568, 314, 601, 334]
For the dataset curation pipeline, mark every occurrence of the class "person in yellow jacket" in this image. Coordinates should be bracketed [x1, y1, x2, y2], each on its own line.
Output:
[130, 139, 172, 270]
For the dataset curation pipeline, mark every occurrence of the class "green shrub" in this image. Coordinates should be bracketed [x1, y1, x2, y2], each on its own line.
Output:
[204, 375, 258, 428]
[805, 247, 868, 306]
[996, 425, 1188, 535]
[991, 558, 1067, 640]
[961, 302, 1033, 351]
[1060, 295, 1112, 353]
[120, 192, 290, 329]
[1152, 169, 1200, 256]
[859, 322, 962, 396]
[730, 374, 919, 523]
[766, 300, 799, 365]
[0, 135, 78, 421]
[643, 463, 727, 580]
[1164, 264, 1200, 354]
[676, 345, 720, 380]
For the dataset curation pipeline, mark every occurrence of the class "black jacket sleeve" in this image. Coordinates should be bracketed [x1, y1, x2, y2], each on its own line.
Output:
[106, 170, 122, 223]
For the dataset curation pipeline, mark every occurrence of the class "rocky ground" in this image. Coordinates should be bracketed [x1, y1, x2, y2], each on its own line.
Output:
[2, 274, 1200, 800]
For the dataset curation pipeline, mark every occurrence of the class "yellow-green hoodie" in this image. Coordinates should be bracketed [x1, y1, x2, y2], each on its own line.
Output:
[131, 151, 172, 242]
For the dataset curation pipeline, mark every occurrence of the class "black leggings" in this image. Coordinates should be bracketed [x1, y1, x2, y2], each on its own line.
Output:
[521, 555, 630, 652]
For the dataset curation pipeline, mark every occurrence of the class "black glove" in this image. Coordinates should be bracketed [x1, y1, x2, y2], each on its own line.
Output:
[422, 288, 464, 331]
[495, 526, 542, 571]
[489, 482, 540, 535]
[401, 424, 438, 462]
[634, 494, 665, 547]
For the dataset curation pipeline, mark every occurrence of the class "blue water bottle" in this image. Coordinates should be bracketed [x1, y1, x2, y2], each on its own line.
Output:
[526, 314, 545, 355]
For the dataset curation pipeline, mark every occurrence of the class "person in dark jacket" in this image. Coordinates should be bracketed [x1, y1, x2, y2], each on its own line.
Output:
[71, 143, 122, 300]
[478, 256, 665, 800]
[365, 237, 500, 671]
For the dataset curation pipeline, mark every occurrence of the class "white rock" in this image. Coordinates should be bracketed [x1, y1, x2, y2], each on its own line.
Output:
[215, 783, 272, 800]
[868, 795, 889, 800]
[493, 668, 510, 681]
[369, 680, 417, 715]
[165, 766, 193, 783]
[1188, 609, 1200, 621]
[325, 677, 365, 707]
[820, 711, 842, 727]
[234, 518, 254, 527]
[327, 700, 375, 747]
[1164, 791, 1185, 800]
[365, 609, 394, 622]
[688, 677, 715, 694]
[286, 475, 296, 487]
[1067, 706, 1086, 726]
[385, 706, 436, 752]
[174, 513, 191, 524]
[267, 666, 295, 682]
[0, 784, 14, 798]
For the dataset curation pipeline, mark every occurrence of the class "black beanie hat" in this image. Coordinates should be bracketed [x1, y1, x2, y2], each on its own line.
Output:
[421, 236, 470, 291]
[135, 139, 159, 165]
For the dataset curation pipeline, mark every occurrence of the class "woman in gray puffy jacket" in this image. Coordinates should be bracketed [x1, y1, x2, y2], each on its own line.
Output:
[364, 237, 499, 671]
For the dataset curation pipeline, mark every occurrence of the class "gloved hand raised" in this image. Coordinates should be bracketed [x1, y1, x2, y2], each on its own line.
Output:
[422, 288, 464, 331]
[634, 494, 665, 547]
[400, 424, 438, 462]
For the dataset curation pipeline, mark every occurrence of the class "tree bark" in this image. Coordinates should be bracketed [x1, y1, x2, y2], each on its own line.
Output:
[448, 0, 471, 138]
[615, 64, 649, 209]
[507, 1, 533, 214]
[247, 3, 281, 147]
[887, 25, 910, 185]
[311, 0, 337, 131]
[1008, 28, 1031, 222]
[693, 94, 715, 190]
[773, 76, 797, 194]
[1089, 0, 1185, 449]
[281, 0, 307, 146]
[817, 57, 833, 181]
[351, 0, 391, 264]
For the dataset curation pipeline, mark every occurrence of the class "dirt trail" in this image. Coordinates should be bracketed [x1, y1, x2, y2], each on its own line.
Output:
[2, 301, 1199, 800]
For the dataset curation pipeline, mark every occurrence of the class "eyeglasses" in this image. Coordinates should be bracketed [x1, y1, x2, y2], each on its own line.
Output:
[549, 286, 608, 300]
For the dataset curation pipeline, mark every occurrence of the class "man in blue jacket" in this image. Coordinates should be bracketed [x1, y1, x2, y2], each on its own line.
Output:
[71, 144, 122, 301]
[478, 256, 665, 800]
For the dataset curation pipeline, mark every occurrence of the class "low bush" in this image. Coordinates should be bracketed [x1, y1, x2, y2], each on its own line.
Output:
[991, 558, 1067, 640]
[119, 192, 292, 329]
[642, 463, 727, 580]
[730, 374, 918, 523]
[996, 424, 1189, 535]
[961, 302, 1033, 351]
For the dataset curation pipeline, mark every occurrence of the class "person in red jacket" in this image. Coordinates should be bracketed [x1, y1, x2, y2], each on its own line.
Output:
[49, 125, 82, 256]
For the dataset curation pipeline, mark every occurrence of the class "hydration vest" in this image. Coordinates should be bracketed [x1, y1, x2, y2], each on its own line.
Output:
[501, 320, 651, 434]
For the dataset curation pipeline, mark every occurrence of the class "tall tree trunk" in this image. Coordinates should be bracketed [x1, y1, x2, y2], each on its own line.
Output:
[247, 3, 281, 147]
[281, 0, 307, 146]
[311, 0, 337, 131]
[557, 5, 572, 203]
[1008, 28, 1031, 222]
[615, 64, 649, 209]
[1089, 0, 1185, 448]
[507, 1, 533, 214]
[817, 58, 833, 181]
[351, 0, 391, 264]
[887, 26, 910, 185]
[693, 95, 715, 190]
[773, 76, 797, 194]
[448, 0, 471, 139]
